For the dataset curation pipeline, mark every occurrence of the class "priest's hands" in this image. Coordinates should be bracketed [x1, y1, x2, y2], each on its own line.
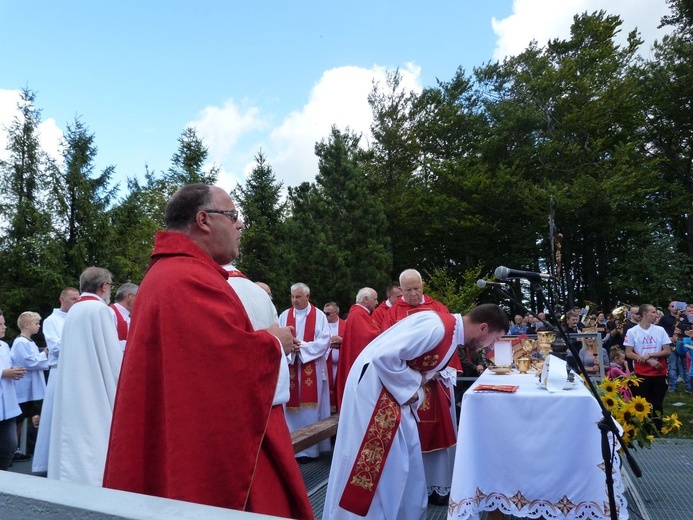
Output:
[266, 324, 295, 355]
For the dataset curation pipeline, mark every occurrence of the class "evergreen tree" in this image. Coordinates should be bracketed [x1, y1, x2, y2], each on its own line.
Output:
[232, 151, 288, 291]
[0, 88, 56, 321]
[52, 117, 118, 279]
[165, 127, 219, 186]
[108, 168, 168, 284]
[284, 126, 391, 308]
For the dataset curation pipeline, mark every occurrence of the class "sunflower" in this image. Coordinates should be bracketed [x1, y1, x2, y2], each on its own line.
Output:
[628, 397, 650, 421]
[601, 392, 619, 412]
[600, 378, 618, 395]
[622, 423, 635, 445]
[661, 414, 682, 435]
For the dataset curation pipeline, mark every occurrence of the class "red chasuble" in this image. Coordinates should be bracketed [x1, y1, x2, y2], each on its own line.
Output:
[335, 304, 380, 411]
[103, 231, 313, 520]
[285, 304, 319, 410]
[384, 296, 461, 451]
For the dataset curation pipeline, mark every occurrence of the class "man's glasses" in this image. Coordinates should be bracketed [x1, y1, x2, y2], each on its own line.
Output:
[324, 312, 334, 316]
[204, 209, 239, 223]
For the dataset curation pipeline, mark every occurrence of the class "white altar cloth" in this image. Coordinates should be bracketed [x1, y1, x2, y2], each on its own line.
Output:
[448, 370, 628, 520]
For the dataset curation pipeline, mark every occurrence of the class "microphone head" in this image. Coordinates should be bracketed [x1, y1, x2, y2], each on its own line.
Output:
[494, 266, 509, 281]
[476, 279, 487, 288]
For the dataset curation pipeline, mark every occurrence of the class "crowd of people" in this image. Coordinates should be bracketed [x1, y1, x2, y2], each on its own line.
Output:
[507, 302, 693, 432]
[1, 182, 691, 519]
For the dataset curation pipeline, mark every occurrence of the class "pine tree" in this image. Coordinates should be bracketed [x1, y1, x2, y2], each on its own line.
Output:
[232, 151, 288, 291]
[165, 127, 219, 186]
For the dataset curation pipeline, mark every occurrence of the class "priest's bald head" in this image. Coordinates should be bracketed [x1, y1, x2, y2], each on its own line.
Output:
[165, 184, 244, 265]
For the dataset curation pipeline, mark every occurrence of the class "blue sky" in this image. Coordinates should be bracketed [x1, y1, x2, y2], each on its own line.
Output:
[0, 1, 672, 196]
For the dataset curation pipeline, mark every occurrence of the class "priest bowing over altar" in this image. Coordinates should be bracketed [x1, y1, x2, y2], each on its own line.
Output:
[322, 305, 508, 519]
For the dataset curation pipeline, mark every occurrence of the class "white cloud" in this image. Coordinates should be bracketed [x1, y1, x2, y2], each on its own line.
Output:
[268, 63, 422, 189]
[0, 88, 63, 165]
[492, 0, 672, 62]
[188, 98, 267, 161]
[197, 64, 423, 194]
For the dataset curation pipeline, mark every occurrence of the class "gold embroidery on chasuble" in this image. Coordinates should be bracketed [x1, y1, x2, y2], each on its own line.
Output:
[348, 392, 400, 491]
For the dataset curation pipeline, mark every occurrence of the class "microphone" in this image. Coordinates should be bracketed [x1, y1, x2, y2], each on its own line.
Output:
[476, 279, 507, 288]
[494, 266, 553, 282]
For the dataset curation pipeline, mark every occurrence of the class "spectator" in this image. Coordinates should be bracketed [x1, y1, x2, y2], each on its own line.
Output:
[578, 335, 608, 377]
[508, 315, 526, 335]
[624, 304, 671, 433]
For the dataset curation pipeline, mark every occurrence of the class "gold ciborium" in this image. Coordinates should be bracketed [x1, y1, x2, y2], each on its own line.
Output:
[536, 330, 555, 359]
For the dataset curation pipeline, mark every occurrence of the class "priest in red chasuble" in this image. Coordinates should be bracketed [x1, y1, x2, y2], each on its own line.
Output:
[382, 268, 463, 506]
[335, 287, 381, 410]
[279, 282, 332, 460]
[322, 305, 508, 519]
[103, 184, 313, 520]
[323, 301, 346, 413]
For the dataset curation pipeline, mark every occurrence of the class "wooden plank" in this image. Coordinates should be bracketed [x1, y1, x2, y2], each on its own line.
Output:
[291, 414, 339, 454]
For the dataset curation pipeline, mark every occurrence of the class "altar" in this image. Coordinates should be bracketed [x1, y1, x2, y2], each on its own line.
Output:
[447, 370, 629, 519]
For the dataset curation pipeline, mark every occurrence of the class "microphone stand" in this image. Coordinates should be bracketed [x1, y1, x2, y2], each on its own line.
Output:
[490, 281, 640, 520]
[531, 280, 641, 520]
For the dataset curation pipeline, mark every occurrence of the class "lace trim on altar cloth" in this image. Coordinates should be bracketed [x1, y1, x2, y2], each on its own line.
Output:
[428, 486, 451, 496]
[448, 487, 628, 519]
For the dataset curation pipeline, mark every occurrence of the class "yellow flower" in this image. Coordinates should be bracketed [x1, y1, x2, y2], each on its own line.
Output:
[601, 392, 619, 412]
[622, 424, 635, 445]
[629, 397, 650, 421]
[600, 378, 617, 394]
[647, 435, 655, 443]
[662, 413, 682, 433]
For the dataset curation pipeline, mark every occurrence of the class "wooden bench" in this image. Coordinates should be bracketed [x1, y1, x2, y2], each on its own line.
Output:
[290, 414, 339, 454]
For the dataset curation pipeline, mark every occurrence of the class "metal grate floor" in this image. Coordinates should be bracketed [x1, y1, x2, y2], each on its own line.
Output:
[301, 441, 693, 520]
[622, 438, 693, 520]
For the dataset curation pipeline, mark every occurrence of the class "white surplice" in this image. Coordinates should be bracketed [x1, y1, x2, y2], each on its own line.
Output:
[42, 308, 67, 368]
[322, 311, 462, 520]
[224, 265, 289, 405]
[279, 304, 331, 458]
[47, 293, 122, 486]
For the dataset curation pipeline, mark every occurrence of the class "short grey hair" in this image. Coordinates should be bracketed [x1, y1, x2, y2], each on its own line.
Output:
[115, 283, 139, 302]
[80, 267, 113, 294]
[356, 287, 376, 303]
[290, 282, 310, 296]
[399, 268, 422, 285]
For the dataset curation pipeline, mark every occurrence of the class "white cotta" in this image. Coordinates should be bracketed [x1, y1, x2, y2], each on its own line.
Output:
[46, 296, 122, 486]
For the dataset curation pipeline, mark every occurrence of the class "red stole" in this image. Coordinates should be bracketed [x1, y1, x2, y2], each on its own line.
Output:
[110, 304, 128, 341]
[339, 311, 456, 515]
[78, 295, 101, 303]
[286, 305, 319, 410]
[326, 318, 346, 413]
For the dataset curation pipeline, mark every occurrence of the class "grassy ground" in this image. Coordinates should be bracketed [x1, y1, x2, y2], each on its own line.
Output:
[663, 384, 693, 438]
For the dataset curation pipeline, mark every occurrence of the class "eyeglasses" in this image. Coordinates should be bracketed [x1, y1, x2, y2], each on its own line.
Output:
[324, 312, 334, 316]
[204, 209, 239, 223]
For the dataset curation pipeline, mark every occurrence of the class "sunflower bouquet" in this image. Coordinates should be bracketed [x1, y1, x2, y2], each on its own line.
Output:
[596, 375, 682, 448]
